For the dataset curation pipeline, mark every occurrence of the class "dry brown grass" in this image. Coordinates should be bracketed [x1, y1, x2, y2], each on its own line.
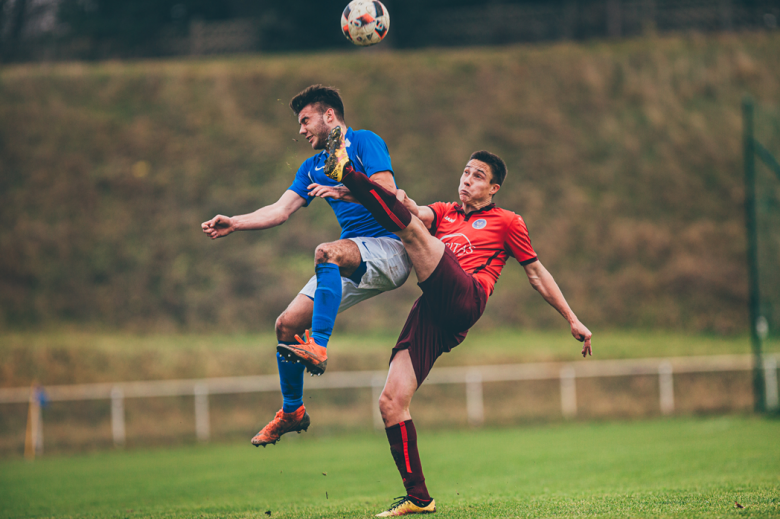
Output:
[2, 33, 780, 334]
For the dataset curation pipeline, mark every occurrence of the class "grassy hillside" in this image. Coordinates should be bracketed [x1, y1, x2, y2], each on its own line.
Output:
[2, 32, 780, 333]
[2, 329, 777, 387]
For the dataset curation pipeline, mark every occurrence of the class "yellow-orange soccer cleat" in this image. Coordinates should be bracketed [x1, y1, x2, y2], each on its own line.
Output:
[251, 405, 310, 447]
[324, 126, 351, 182]
[277, 330, 328, 375]
[376, 496, 436, 517]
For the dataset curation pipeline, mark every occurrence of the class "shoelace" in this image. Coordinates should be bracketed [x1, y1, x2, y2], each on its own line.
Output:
[386, 496, 411, 511]
[294, 330, 312, 346]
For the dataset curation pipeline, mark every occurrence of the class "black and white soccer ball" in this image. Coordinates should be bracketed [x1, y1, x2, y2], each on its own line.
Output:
[341, 0, 390, 47]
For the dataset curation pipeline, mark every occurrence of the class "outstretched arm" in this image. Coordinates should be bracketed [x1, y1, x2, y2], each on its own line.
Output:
[523, 260, 592, 357]
[307, 171, 396, 203]
[309, 175, 436, 230]
[201, 190, 306, 239]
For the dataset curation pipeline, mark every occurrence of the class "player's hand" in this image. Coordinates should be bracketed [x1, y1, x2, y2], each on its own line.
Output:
[201, 215, 235, 239]
[307, 183, 357, 203]
[571, 320, 592, 357]
[395, 189, 419, 216]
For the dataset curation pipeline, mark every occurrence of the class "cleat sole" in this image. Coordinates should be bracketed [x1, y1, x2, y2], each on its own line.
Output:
[324, 126, 350, 181]
[276, 344, 327, 375]
[251, 411, 311, 447]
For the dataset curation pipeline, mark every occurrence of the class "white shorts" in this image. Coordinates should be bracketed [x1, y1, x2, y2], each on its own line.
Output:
[299, 236, 411, 313]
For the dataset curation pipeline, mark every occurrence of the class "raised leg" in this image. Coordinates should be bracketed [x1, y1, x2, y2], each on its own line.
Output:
[325, 126, 445, 282]
[339, 168, 445, 283]
[311, 239, 361, 347]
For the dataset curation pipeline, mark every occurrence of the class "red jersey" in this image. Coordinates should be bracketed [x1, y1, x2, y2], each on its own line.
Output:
[428, 202, 537, 297]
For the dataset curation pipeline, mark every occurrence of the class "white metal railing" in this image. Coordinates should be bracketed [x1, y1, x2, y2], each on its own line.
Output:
[2, 354, 778, 451]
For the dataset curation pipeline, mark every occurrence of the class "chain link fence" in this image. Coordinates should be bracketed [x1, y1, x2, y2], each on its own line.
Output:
[430, 0, 780, 46]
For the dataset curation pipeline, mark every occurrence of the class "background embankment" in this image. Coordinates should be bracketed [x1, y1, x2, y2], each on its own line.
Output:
[2, 32, 780, 334]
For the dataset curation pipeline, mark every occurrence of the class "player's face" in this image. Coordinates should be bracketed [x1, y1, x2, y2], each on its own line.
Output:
[458, 159, 500, 206]
[298, 104, 332, 150]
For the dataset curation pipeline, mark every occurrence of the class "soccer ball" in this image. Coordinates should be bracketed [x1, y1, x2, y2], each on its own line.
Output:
[341, 0, 390, 47]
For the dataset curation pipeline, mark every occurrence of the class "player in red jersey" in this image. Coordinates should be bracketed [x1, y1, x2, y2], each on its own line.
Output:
[312, 127, 592, 516]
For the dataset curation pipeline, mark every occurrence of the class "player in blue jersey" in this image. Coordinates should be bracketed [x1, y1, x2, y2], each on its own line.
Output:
[201, 85, 411, 446]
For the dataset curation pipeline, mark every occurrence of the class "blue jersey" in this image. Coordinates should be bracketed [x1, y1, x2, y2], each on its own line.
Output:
[288, 127, 399, 241]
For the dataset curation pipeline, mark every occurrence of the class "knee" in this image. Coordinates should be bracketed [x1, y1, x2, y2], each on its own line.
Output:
[275, 312, 297, 341]
[314, 242, 337, 265]
[379, 390, 402, 424]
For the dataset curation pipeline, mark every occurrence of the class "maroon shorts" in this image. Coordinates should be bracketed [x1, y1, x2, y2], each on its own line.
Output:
[391, 247, 488, 387]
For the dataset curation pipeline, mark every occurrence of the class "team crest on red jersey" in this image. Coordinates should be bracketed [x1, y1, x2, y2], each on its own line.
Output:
[472, 218, 487, 229]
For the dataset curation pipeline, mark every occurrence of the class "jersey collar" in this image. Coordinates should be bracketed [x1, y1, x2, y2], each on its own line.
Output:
[455, 202, 496, 220]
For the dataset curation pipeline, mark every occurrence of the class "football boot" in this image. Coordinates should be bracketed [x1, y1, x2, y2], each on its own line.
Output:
[376, 496, 436, 517]
[324, 126, 351, 182]
[251, 405, 310, 447]
[277, 330, 328, 375]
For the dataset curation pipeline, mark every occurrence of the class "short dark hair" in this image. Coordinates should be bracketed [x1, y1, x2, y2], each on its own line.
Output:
[469, 150, 507, 186]
[290, 84, 346, 121]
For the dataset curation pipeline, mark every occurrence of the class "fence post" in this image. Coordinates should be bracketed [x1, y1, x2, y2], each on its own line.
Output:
[194, 383, 210, 442]
[111, 386, 126, 447]
[371, 374, 385, 431]
[560, 367, 577, 419]
[764, 356, 779, 411]
[658, 361, 674, 415]
[466, 370, 484, 427]
[24, 386, 43, 460]
[743, 97, 766, 413]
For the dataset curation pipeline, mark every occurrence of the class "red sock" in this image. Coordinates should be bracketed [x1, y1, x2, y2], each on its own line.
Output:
[385, 420, 431, 501]
[341, 164, 412, 232]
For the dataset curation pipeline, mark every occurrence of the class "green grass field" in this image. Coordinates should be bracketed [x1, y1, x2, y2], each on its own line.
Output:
[1, 417, 778, 518]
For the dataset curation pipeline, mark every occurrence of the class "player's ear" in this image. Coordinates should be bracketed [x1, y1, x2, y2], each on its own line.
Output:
[490, 183, 500, 196]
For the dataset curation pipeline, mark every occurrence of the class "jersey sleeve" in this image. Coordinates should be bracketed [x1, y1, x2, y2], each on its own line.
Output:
[427, 202, 452, 235]
[353, 131, 393, 177]
[506, 214, 537, 265]
[287, 159, 315, 207]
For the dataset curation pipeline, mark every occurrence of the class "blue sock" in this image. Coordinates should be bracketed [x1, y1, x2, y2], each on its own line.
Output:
[277, 349, 304, 413]
[311, 262, 342, 348]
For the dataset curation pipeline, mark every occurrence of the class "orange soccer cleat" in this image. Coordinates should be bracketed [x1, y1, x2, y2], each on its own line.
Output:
[251, 405, 310, 447]
[277, 330, 328, 375]
[376, 496, 436, 517]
